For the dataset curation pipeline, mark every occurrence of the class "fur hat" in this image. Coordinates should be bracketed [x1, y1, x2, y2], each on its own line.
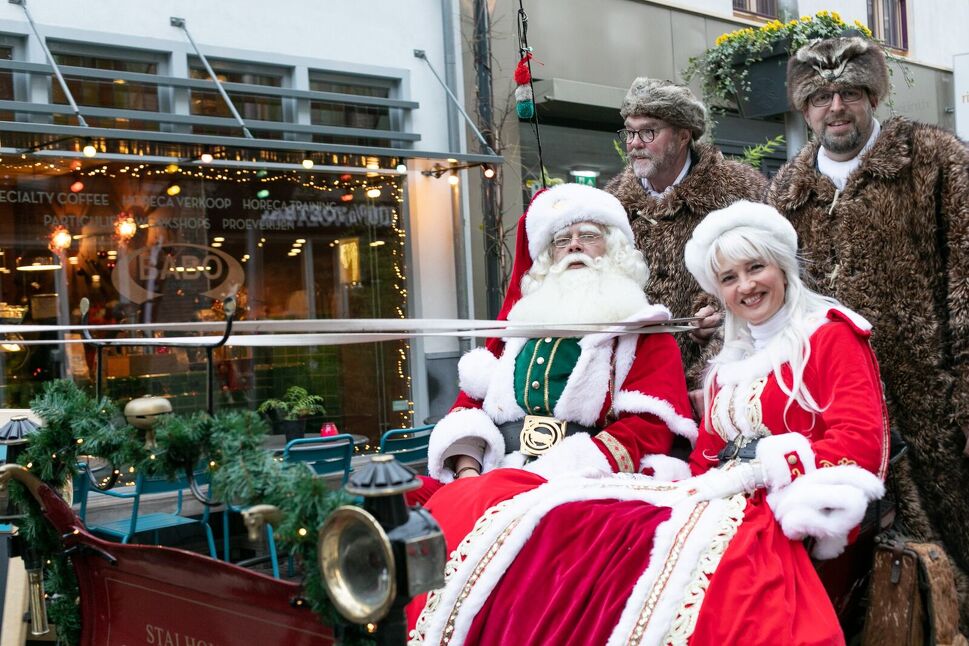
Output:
[787, 36, 889, 111]
[619, 77, 706, 141]
[684, 200, 798, 295]
[525, 183, 633, 261]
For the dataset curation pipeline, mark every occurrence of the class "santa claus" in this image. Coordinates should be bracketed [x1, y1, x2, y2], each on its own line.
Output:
[412, 182, 696, 522]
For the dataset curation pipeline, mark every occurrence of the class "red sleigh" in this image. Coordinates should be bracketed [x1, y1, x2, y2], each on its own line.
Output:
[2, 464, 336, 645]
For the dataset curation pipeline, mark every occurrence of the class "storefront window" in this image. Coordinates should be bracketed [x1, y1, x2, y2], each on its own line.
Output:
[190, 61, 285, 138]
[51, 50, 161, 131]
[309, 73, 396, 146]
[0, 157, 412, 440]
[0, 46, 13, 121]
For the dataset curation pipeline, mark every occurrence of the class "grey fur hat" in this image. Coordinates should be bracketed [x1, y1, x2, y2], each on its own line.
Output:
[620, 78, 706, 141]
[787, 36, 889, 111]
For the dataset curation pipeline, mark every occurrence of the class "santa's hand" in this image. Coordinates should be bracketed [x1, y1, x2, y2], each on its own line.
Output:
[685, 462, 764, 501]
[523, 434, 612, 481]
[766, 465, 884, 559]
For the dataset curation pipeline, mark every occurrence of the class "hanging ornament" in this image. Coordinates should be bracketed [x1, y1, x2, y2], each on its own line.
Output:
[514, 52, 535, 119]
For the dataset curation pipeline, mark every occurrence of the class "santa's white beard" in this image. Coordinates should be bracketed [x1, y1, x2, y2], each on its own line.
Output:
[508, 256, 651, 324]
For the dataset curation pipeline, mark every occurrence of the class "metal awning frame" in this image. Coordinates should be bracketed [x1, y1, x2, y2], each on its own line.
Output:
[0, 120, 503, 165]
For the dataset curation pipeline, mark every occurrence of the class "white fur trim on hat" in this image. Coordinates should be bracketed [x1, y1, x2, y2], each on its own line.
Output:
[767, 464, 884, 559]
[525, 183, 633, 261]
[458, 347, 498, 401]
[640, 454, 691, 481]
[755, 432, 816, 491]
[522, 433, 612, 480]
[427, 407, 505, 483]
[684, 200, 798, 295]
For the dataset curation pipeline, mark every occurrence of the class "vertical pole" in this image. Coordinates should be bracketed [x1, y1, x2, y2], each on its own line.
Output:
[472, 0, 502, 318]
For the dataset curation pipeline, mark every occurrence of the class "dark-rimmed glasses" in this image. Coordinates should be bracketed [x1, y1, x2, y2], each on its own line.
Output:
[808, 87, 866, 108]
[616, 126, 671, 145]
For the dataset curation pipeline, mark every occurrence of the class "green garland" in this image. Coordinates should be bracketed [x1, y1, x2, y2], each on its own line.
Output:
[8, 379, 372, 645]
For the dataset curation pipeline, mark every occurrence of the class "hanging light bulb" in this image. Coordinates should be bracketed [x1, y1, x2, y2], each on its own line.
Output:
[115, 215, 137, 242]
[395, 163, 407, 173]
[81, 141, 97, 158]
[483, 166, 496, 179]
[200, 153, 214, 164]
[166, 184, 181, 196]
[165, 163, 179, 174]
[366, 187, 381, 199]
[301, 157, 314, 169]
[49, 227, 72, 252]
[448, 173, 460, 186]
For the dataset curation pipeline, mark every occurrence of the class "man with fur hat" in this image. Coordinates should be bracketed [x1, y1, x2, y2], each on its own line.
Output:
[416, 183, 696, 505]
[768, 35, 969, 621]
[606, 78, 767, 393]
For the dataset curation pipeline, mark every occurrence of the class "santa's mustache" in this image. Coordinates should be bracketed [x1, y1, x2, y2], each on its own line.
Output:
[628, 150, 652, 160]
[550, 253, 599, 273]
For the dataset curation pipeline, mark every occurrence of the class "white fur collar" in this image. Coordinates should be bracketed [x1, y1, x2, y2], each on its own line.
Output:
[714, 306, 868, 387]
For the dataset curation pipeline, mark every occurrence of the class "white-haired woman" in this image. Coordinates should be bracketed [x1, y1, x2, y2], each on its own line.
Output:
[413, 201, 888, 646]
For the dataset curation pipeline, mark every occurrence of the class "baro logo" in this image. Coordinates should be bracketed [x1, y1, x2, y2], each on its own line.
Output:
[112, 243, 244, 304]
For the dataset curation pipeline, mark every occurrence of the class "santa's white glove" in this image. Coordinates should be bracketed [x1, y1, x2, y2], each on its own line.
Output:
[523, 434, 612, 481]
[767, 465, 884, 559]
[684, 461, 765, 501]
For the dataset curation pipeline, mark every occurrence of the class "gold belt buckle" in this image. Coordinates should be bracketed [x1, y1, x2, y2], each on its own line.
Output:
[519, 415, 567, 457]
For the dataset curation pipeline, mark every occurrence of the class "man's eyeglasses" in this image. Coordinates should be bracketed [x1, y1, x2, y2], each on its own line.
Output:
[808, 87, 866, 108]
[616, 126, 671, 145]
[551, 232, 603, 248]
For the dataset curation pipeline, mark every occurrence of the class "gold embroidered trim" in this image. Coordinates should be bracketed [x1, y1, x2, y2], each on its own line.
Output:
[662, 493, 748, 644]
[409, 499, 515, 646]
[626, 501, 709, 643]
[819, 457, 857, 468]
[598, 430, 635, 473]
[544, 338, 565, 412]
[521, 341, 542, 413]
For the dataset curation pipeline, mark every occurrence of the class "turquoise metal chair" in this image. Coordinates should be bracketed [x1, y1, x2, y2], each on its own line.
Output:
[283, 435, 355, 484]
[84, 468, 217, 558]
[225, 434, 355, 577]
[379, 425, 433, 467]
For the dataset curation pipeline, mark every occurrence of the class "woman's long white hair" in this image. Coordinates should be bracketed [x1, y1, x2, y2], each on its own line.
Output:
[700, 226, 841, 428]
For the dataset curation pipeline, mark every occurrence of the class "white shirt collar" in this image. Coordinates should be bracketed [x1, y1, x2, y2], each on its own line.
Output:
[640, 153, 691, 196]
[817, 118, 881, 191]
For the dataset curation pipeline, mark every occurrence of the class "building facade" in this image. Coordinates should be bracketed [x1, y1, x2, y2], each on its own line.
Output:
[462, 0, 968, 322]
[0, 0, 498, 440]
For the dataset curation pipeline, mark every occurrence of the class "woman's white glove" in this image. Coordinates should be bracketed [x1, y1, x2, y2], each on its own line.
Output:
[767, 465, 884, 559]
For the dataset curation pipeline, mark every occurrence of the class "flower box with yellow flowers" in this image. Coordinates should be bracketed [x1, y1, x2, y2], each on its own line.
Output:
[685, 11, 872, 118]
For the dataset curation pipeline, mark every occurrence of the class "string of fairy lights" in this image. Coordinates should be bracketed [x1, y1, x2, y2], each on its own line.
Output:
[9, 142, 421, 432]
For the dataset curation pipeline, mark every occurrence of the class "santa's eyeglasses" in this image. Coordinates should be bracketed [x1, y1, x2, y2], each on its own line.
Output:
[551, 232, 603, 248]
[808, 87, 866, 108]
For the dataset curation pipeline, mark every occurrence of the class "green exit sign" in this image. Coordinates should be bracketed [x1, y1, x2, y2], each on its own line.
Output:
[570, 170, 599, 187]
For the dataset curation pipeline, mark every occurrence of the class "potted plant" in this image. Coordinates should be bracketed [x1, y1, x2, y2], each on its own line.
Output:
[257, 386, 327, 442]
[684, 11, 872, 118]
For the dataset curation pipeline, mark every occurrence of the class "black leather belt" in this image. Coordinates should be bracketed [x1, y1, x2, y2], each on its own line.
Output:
[498, 415, 598, 457]
[717, 435, 761, 463]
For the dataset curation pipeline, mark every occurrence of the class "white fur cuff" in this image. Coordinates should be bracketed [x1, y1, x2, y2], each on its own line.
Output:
[767, 465, 885, 560]
[457, 348, 498, 401]
[755, 432, 816, 491]
[640, 454, 691, 481]
[523, 433, 612, 481]
[427, 408, 505, 483]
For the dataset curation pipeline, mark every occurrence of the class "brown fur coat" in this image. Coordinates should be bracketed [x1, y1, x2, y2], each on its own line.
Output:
[768, 116, 969, 623]
[606, 143, 768, 386]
